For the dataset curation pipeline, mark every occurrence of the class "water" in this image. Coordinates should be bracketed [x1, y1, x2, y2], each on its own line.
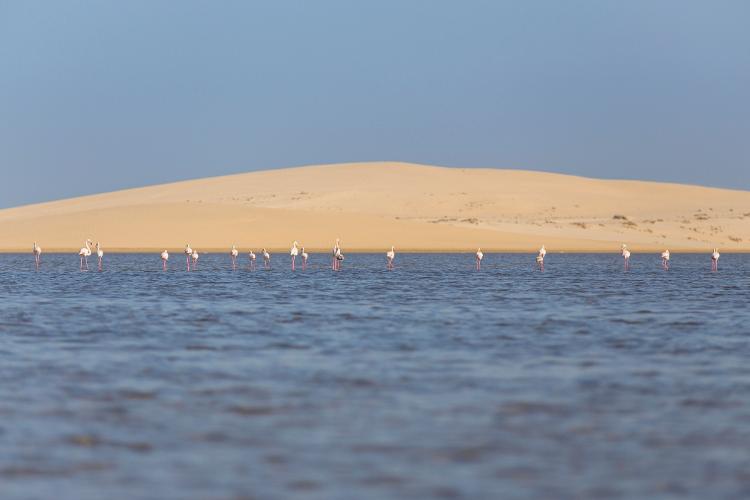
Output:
[1, 252, 749, 499]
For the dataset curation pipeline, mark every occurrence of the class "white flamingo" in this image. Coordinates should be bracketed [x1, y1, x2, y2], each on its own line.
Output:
[96, 242, 104, 271]
[386, 246, 395, 270]
[621, 244, 631, 270]
[184, 244, 193, 271]
[32, 242, 42, 269]
[191, 249, 199, 269]
[79, 239, 93, 271]
[536, 254, 544, 271]
[161, 250, 169, 270]
[539, 245, 546, 259]
[476, 248, 483, 270]
[248, 250, 256, 270]
[290, 241, 299, 270]
[711, 248, 720, 271]
[301, 247, 308, 270]
[262, 248, 271, 269]
[661, 249, 670, 270]
[230, 245, 239, 270]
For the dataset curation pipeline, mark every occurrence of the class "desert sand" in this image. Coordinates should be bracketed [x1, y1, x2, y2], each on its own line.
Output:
[1, 162, 749, 253]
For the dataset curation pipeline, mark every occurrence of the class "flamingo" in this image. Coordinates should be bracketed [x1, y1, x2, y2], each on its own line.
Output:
[184, 244, 193, 271]
[536, 248, 545, 271]
[334, 246, 344, 270]
[248, 250, 256, 270]
[230, 245, 239, 270]
[262, 248, 271, 269]
[661, 249, 670, 270]
[621, 244, 631, 270]
[32, 242, 42, 269]
[539, 245, 547, 259]
[191, 249, 199, 270]
[711, 248, 720, 271]
[332, 238, 341, 270]
[161, 250, 169, 270]
[290, 241, 299, 270]
[301, 247, 308, 270]
[476, 248, 483, 270]
[386, 246, 395, 270]
[79, 239, 93, 271]
[96, 242, 104, 271]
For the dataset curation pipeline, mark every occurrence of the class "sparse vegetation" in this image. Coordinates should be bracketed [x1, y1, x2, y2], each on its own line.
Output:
[612, 214, 628, 220]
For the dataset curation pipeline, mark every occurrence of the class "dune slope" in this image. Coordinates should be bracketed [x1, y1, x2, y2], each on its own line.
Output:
[1, 162, 749, 252]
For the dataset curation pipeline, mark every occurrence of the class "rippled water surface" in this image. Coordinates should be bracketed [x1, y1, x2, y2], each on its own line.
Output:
[1, 252, 749, 499]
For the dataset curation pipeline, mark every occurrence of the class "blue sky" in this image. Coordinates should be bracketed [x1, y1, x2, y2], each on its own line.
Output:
[1, 0, 748, 208]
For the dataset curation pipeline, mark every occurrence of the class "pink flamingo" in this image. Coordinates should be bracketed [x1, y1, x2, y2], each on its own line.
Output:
[230, 245, 239, 270]
[386, 246, 395, 270]
[334, 246, 344, 270]
[161, 250, 169, 270]
[184, 244, 193, 271]
[332, 239, 341, 270]
[248, 250, 256, 270]
[191, 249, 199, 270]
[711, 248, 720, 271]
[301, 247, 308, 270]
[32, 242, 42, 269]
[290, 241, 299, 270]
[96, 242, 104, 271]
[621, 244, 631, 270]
[661, 249, 670, 270]
[262, 248, 271, 269]
[476, 248, 483, 270]
[79, 239, 93, 271]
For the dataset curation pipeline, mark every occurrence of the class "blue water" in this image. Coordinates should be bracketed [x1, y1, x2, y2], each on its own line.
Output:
[1, 252, 749, 500]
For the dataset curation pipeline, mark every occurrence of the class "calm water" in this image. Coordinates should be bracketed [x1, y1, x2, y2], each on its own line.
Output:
[1, 252, 749, 500]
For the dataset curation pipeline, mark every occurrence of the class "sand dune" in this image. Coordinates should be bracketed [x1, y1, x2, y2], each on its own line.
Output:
[2, 162, 749, 252]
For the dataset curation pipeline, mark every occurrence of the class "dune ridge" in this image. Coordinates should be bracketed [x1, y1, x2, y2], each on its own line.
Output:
[1, 162, 749, 253]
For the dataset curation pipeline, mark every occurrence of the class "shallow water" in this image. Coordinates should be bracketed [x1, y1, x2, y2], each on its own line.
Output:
[1, 252, 749, 499]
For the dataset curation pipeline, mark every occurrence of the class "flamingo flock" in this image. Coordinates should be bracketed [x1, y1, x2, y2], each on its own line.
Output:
[30, 240, 730, 273]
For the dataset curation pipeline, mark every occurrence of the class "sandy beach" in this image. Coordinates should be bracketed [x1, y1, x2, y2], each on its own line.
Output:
[1, 162, 749, 253]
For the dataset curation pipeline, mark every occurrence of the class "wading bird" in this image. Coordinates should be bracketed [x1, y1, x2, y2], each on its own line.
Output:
[79, 239, 93, 271]
[262, 248, 271, 269]
[536, 251, 544, 271]
[661, 249, 670, 270]
[191, 249, 199, 270]
[334, 245, 344, 270]
[230, 245, 239, 270]
[711, 248, 720, 271]
[621, 244, 631, 270]
[96, 242, 104, 271]
[248, 250, 256, 270]
[476, 248, 483, 270]
[161, 250, 169, 270]
[332, 239, 341, 270]
[291, 241, 299, 270]
[301, 247, 308, 270]
[184, 244, 193, 271]
[32, 242, 42, 269]
[386, 246, 395, 270]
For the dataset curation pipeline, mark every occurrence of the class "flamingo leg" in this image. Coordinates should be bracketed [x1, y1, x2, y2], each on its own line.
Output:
[292, 256, 295, 271]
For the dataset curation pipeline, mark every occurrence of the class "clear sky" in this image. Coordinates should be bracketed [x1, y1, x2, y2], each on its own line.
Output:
[1, 1, 748, 208]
